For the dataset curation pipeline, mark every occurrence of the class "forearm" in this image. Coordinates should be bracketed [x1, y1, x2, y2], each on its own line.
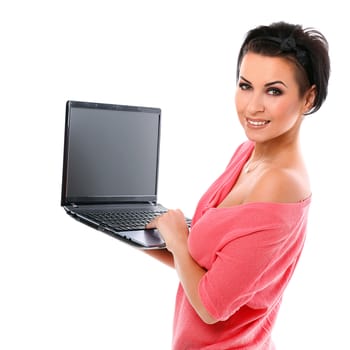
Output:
[143, 248, 175, 268]
[145, 209, 215, 323]
[173, 249, 217, 324]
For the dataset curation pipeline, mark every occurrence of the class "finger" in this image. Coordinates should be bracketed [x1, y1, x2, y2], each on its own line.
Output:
[145, 213, 162, 229]
[145, 219, 156, 229]
[175, 208, 184, 216]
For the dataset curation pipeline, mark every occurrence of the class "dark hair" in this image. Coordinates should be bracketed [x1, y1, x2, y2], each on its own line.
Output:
[236, 21, 330, 114]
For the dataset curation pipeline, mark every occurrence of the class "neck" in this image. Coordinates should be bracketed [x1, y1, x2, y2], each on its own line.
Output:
[250, 134, 301, 163]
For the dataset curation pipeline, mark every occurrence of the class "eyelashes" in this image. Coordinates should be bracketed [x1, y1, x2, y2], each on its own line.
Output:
[267, 87, 283, 96]
[238, 82, 283, 96]
[238, 82, 251, 91]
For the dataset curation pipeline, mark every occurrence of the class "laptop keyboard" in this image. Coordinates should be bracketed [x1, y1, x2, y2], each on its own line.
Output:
[83, 208, 168, 231]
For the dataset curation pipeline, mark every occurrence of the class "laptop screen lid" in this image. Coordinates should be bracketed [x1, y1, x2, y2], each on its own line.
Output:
[61, 100, 162, 206]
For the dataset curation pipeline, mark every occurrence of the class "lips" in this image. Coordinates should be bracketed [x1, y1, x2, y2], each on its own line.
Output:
[246, 118, 271, 127]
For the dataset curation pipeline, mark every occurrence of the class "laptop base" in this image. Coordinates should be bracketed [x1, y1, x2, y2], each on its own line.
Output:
[64, 207, 166, 249]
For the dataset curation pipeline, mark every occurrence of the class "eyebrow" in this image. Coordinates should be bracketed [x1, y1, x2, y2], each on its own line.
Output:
[240, 76, 288, 88]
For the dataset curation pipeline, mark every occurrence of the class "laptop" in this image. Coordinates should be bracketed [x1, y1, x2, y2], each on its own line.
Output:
[61, 100, 189, 249]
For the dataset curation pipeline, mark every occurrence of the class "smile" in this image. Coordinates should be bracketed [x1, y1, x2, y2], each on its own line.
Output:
[246, 118, 270, 127]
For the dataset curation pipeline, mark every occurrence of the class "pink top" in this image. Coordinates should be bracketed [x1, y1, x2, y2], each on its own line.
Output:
[172, 141, 311, 349]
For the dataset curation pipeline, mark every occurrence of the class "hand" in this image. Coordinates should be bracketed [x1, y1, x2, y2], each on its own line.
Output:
[146, 209, 189, 253]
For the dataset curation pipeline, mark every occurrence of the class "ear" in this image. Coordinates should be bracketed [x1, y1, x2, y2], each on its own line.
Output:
[302, 85, 317, 114]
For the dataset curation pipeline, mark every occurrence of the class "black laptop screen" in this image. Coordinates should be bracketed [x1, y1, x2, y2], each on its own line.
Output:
[62, 101, 161, 204]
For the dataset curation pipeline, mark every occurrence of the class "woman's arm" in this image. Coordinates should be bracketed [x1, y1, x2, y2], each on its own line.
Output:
[172, 245, 217, 324]
[147, 209, 217, 324]
[143, 248, 174, 268]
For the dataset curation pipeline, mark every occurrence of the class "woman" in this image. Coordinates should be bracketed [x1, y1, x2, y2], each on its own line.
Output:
[146, 21, 330, 349]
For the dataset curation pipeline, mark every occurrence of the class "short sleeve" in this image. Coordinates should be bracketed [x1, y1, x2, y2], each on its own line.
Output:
[198, 226, 287, 321]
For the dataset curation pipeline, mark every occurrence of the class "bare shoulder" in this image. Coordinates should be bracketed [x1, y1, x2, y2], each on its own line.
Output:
[244, 167, 311, 204]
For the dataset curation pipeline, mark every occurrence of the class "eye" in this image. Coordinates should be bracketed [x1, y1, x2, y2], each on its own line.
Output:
[238, 82, 251, 91]
[267, 87, 282, 96]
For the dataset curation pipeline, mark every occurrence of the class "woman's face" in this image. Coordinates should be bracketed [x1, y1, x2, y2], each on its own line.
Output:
[235, 52, 313, 143]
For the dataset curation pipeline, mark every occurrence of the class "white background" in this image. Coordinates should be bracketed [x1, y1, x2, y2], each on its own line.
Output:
[1, 1, 349, 349]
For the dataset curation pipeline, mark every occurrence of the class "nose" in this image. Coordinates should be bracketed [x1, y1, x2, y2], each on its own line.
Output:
[246, 92, 265, 115]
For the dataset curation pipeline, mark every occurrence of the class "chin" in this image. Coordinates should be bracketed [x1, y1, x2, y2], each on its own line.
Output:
[244, 131, 270, 143]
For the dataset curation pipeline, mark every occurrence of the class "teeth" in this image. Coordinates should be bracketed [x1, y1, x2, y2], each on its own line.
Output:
[247, 119, 269, 126]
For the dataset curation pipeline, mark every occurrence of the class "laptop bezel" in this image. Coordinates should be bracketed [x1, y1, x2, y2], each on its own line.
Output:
[60, 100, 162, 207]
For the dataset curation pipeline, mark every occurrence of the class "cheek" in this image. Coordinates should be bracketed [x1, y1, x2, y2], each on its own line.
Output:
[274, 100, 301, 120]
[235, 91, 246, 116]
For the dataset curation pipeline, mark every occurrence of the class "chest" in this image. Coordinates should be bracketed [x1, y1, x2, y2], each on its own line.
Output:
[217, 171, 259, 208]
